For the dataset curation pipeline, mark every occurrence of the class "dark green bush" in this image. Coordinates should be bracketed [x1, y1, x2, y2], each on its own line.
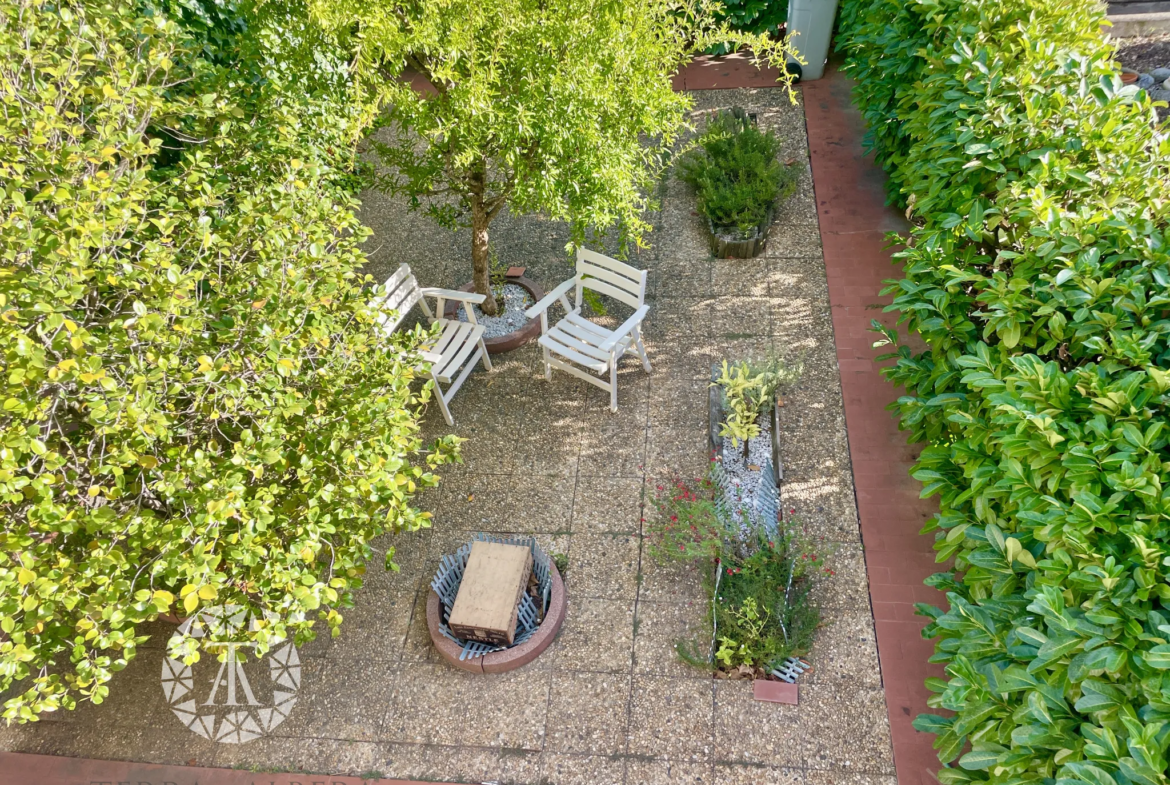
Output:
[677, 108, 797, 235]
[839, 0, 1170, 782]
[706, 0, 788, 54]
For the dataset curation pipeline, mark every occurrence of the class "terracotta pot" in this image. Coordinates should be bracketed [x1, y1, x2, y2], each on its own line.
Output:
[442, 275, 547, 354]
[1121, 70, 1140, 85]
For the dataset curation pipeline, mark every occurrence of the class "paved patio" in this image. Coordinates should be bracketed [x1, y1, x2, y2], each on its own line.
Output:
[0, 87, 896, 784]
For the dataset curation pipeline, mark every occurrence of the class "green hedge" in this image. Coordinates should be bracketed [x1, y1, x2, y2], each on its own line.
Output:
[838, 1, 1170, 783]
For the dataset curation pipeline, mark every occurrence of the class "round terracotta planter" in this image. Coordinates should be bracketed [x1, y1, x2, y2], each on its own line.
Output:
[442, 275, 546, 354]
[427, 563, 566, 674]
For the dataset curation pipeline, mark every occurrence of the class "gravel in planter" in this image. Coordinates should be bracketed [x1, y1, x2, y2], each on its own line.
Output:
[455, 283, 534, 338]
[720, 412, 774, 527]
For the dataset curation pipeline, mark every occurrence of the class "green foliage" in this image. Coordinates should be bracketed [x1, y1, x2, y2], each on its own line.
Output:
[708, 530, 828, 672]
[706, 0, 788, 55]
[839, 0, 1170, 781]
[649, 464, 827, 673]
[678, 108, 797, 235]
[721, 0, 788, 37]
[550, 551, 570, 577]
[714, 356, 801, 448]
[0, 0, 455, 722]
[647, 469, 738, 562]
[310, 0, 797, 310]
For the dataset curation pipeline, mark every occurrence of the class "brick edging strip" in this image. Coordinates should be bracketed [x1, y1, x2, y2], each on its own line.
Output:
[801, 63, 947, 785]
[0, 751, 432, 785]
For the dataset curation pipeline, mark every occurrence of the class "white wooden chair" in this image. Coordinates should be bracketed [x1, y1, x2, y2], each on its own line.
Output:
[372, 264, 493, 426]
[524, 248, 651, 412]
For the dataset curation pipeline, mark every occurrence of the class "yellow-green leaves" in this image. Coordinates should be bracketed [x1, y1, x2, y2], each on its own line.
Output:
[0, 0, 456, 723]
[319, 0, 795, 292]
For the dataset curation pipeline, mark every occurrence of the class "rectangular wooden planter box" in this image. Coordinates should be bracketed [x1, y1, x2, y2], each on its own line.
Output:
[708, 365, 783, 483]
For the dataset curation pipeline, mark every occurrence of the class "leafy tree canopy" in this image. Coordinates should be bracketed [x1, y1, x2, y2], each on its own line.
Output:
[0, 0, 456, 722]
[311, 0, 796, 312]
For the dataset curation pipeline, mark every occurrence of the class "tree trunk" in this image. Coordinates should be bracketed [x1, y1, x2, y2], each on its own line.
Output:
[470, 197, 498, 316]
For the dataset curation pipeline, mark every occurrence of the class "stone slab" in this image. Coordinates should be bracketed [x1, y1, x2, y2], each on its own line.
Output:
[753, 680, 799, 705]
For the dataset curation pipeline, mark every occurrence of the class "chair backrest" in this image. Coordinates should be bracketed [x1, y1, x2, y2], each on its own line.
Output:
[371, 263, 423, 337]
[575, 248, 647, 310]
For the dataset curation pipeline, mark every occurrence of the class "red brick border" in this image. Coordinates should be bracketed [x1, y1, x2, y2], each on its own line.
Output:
[802, 63, 947, 785]
[671, 53, 784, 90]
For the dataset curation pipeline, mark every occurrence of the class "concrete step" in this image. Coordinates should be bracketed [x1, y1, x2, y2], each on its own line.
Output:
[1107, 10, 1170, 36]
[1110, 0, 1170, 14]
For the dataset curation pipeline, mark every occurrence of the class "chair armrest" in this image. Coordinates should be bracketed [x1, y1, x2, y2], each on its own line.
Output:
[420, 287, 487, 305]
[524, 278, 577, 319]
[419, 349, 443, 365]
[599, 305, 650, 352]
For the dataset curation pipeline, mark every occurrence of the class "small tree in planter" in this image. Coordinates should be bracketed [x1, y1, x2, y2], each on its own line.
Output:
[314, 0, 797, 314]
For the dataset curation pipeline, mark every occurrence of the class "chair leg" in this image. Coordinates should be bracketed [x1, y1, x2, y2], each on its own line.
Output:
[635, 325, 651, 372]
[542, 345, 552, 381]
[432, 374, 454, 426]
[609, 353, 618, 413]
[478, 339, 493, 372]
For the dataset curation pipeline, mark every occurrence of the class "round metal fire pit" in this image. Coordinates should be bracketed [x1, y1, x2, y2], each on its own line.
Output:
[427, 534, 566, 674]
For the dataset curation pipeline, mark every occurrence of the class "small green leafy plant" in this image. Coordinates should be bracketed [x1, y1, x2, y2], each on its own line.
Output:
[708, 531, 829, 671]
[649, 463, 829, 675]
[714, 355, 802, 451]
[675, 525, 831, 674]
[677, 108, 797, 236]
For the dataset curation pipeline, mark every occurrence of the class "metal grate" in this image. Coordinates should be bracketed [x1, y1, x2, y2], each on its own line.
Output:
[429, 534, 554, 661]
[755, 457, 780, 543]
[709, 458, 782, 545]
[770, 656, 811, 683]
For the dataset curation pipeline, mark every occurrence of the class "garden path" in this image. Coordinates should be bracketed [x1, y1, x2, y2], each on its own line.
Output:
[0, 86, 897, 785]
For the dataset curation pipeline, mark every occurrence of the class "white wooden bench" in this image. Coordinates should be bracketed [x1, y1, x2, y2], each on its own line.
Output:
[524, 248, 651, 412]
[372, 264, 493, 425]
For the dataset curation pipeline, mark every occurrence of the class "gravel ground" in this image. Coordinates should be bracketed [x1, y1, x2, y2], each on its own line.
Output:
[1115, 33, 1170, 120]
[455, 282, 534, 338]
[1116, 33, 1170, 75]
[719, 409, 774, 534]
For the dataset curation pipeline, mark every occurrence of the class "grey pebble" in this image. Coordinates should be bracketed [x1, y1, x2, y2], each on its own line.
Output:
[1139, 74, 1157, 90]
[1148, 88, 1170, 102]
[1152, 67, 1170, 82]
[456, 283, 534, 338]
